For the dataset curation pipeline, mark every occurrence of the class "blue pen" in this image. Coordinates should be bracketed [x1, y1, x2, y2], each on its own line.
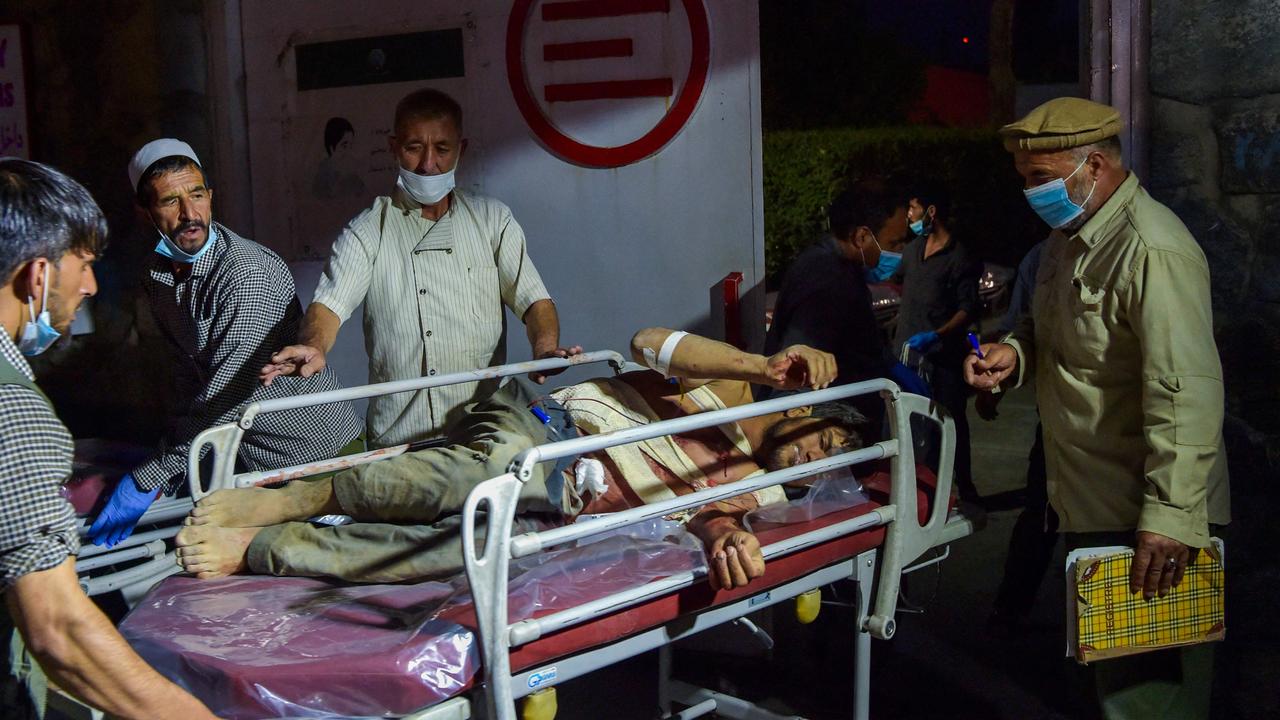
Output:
[967, 332, 985, 359]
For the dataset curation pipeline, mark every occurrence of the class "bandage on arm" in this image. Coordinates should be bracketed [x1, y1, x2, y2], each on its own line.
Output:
[629, 328, 769, 385]
[640, 330, 687, 377]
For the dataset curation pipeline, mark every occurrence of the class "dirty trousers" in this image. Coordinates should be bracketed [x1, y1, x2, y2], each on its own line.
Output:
[245, 380, 577, 583]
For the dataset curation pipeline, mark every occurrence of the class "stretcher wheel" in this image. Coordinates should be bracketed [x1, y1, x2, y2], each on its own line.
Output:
[795, 589, 822, 624]
[521, 687, 557, 720]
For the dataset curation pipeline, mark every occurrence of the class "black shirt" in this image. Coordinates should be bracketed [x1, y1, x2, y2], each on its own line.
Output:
[762, 236, 887, 401]
[892, 233, 982, 365]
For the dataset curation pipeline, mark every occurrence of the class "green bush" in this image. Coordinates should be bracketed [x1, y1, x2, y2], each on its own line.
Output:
[763, 126, 1046, 286]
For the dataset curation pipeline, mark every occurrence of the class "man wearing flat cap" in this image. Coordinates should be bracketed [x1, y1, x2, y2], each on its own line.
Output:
[966, 98, 1228, 719]
[86, 139, 362, 548]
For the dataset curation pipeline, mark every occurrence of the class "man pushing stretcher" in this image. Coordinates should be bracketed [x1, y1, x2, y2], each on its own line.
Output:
[174, 329, 866, 590]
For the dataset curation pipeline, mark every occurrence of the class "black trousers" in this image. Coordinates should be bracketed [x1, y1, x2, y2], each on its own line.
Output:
[993, 421, 1059, 616]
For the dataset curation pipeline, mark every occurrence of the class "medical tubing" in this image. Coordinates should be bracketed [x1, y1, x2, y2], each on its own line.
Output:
[512, 377, 898, 466]
[509, 441, 894, 558]
[237, 350, 625, 428]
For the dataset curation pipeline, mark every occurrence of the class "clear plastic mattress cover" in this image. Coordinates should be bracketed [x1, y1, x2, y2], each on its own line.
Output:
[121, 471, 867, 719]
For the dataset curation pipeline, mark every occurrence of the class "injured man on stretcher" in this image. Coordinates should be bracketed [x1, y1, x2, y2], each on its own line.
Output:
[174, 328, 865, 590]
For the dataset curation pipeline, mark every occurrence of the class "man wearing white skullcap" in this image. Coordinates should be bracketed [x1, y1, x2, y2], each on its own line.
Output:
[85, 139, 363, 548]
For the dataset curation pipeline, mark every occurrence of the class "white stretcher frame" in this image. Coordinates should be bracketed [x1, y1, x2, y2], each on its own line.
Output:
[461, 376, 976, 720]
[71, 350, 977, 720]
[184, 350, 629, 501]
[71, 352, 626, 601]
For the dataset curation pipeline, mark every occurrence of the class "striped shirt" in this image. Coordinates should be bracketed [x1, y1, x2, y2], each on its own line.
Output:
[315, 188, 551, 447]
[0, 327, 78, 590]
[136, 224, 362, 492]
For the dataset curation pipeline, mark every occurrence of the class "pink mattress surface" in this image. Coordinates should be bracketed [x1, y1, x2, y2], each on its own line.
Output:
[122, 466, 935, 719]
[121, 532, 706, 719]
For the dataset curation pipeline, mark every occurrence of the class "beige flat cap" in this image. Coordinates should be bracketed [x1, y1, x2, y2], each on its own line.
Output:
[999, 97, 1123, 152]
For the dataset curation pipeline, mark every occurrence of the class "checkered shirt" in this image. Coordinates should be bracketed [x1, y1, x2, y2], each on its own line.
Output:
[134, 224, 362, 493]
[0, 327, 78, 590]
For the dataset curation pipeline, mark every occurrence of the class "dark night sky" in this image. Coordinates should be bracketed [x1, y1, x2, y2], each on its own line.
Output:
[864, 0, 1080, 82]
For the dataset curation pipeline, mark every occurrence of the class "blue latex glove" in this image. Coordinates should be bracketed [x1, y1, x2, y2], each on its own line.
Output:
[87, 473, 160, 548]
[888, 361, 932, 399]
[906, 330, 941, 352]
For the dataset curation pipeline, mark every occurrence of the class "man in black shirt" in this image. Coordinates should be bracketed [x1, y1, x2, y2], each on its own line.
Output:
[762, 182, 915, 423]
[894, 180, 983, 501]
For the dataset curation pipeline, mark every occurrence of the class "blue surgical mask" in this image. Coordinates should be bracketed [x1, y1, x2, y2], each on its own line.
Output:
[153, 223, 214, 264]
[909, 219, 926, 237]
[18, 263, 62, 356]
[1023, 158, 1097, 229]
[397, 162, 457, 205]
[867, 250, 903, 283]
[860, 232, 902, 283]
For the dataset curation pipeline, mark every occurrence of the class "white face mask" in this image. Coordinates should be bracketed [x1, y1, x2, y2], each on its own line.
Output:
[396, 161, 457, 205]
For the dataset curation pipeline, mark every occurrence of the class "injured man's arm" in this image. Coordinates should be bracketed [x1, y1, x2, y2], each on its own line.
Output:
[174, 328, 858, 589]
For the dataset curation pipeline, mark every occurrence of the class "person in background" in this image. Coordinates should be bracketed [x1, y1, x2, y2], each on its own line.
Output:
[262, 87, 575, 447]
[0, 158, 217, 719]
[977, 239, 1055, 631]
[893, 180, 983, 503]
[761, 179, 923, 428]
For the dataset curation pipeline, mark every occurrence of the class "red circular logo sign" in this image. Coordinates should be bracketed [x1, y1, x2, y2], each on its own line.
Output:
[506, 0, 711, 168]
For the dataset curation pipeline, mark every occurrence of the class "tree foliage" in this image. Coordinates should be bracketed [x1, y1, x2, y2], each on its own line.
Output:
[763, 126, 1046, 285]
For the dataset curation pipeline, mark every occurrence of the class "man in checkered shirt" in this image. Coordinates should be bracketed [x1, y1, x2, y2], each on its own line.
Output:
[86, 139, 362, 548]
[0, 159, 217, 718]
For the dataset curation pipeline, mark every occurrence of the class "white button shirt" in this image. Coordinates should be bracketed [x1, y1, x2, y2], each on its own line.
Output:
[315, 188, 551, 447]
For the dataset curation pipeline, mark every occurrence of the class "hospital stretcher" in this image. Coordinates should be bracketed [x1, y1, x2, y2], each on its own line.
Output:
[68, 440, 193, 601]
[74, 350, 976, 719]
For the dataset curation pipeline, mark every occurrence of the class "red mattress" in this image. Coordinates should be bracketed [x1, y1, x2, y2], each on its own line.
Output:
[121, 465, 942, 719]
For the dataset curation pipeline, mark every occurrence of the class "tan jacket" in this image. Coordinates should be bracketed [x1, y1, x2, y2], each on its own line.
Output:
[1006, 173, 1230, 548]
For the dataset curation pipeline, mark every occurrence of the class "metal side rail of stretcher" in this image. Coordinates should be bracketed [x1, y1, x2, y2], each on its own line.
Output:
[73, 495, 195, 600]
[70, 352, 626, 605]
[185, 350, 627, 501]
[461, 378, 980, 720]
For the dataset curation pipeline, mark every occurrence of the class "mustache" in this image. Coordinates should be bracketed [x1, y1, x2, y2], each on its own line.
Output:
[170, 220, 208, 236]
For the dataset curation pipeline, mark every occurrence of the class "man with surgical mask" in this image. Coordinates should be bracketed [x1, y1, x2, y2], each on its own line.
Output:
[892, 180, 983, 503]
[86, 139, 361, 548]
[0, 159, 218, 719]
[262, 88, 570, 446]
[761, 179, 923, 426]
[966, 98, 1228, 720]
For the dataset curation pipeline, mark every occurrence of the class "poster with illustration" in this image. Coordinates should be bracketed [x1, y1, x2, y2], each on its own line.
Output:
[284, 27, 475, 259]
[0, 25, 30, 159]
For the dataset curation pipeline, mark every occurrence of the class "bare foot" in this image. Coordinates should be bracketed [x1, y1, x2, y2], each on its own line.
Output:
[175, 525, 263, 579]
[186, 480, 336, 528]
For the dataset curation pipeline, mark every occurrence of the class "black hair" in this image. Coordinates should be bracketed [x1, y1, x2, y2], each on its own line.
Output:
[394, 88, 463, 134]
[809, 400, 868, 434]
[0, 158, 109, 282]
[907, 178, 952, 223]
[827, 177, 905, 241]
[135, 155, 208, 206]
[324, 117, 355, 156]
[759, 398, 869, 464]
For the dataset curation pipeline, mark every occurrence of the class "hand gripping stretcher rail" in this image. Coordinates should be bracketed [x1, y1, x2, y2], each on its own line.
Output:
[68, 349, 978, 720]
